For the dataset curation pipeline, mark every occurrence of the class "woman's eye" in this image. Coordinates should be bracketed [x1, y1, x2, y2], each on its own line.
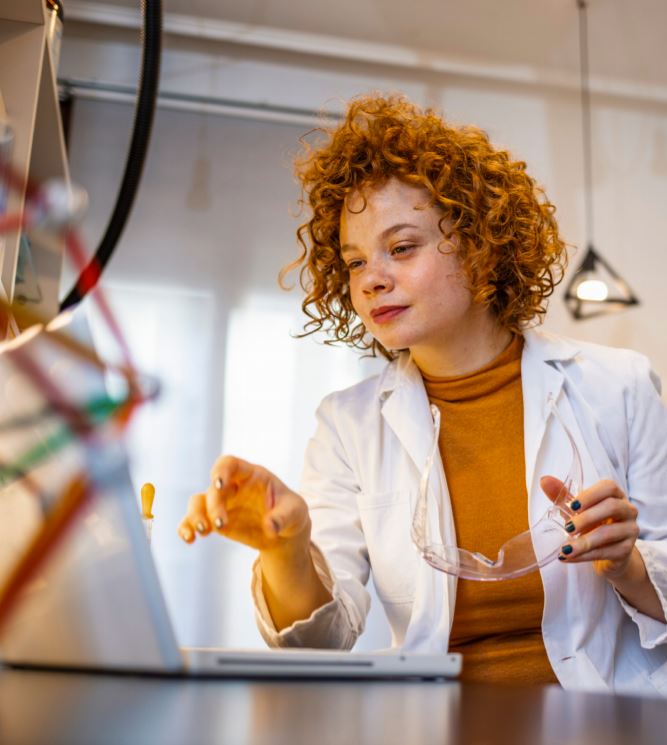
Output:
[391, 244, 415, 256]
[346, 260, 363, 270]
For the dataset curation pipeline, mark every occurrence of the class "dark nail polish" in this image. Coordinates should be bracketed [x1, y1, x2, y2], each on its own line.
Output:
[565, 521, 576, 533]
[561, 544, 573, 555]
[570, 499, 581, 511]
[558, 555, 567, 562]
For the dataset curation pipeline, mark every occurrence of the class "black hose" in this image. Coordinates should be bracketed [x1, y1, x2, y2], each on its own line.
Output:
[60, 0, 162, 311]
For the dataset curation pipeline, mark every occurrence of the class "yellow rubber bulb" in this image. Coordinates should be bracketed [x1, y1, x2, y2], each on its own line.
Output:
[141, 482, 155, 519]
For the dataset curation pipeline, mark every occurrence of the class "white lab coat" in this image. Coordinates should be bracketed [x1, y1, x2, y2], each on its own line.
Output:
[254, 328, 667, 695]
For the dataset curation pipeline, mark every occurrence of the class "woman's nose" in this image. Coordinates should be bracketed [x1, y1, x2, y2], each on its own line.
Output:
[361, 260, 394, 295]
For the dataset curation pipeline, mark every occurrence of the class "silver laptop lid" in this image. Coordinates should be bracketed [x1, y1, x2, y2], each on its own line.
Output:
[0, 318, 183, 673]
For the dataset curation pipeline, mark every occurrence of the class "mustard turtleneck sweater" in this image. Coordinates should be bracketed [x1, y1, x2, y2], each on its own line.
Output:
[420, 334, 558, 686]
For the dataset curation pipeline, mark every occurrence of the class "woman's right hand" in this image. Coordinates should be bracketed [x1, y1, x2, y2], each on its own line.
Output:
[177, 455, 311, 553]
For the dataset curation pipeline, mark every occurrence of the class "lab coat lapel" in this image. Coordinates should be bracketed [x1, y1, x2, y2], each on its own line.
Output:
[378, 354, 455, 547]
[521, 330, 579, 521]
[378, 354, 455, 652]
[378, 354, 436, 478]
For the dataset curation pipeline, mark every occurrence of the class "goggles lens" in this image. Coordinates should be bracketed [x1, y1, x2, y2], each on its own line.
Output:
[411, 397, 583, 581]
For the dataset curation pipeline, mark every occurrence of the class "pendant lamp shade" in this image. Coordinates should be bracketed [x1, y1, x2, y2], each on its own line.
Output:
[563, 245, 639, 320]
[564, 1, 639, 320]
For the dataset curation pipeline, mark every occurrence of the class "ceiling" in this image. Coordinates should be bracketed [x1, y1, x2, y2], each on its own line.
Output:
[88, 0, 667, 90]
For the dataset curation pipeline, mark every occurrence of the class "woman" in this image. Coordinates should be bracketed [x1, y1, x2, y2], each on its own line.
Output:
[178, 95, 667, 693]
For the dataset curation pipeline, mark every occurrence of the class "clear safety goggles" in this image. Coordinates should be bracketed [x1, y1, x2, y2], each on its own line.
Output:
[410, 397, 583, 581]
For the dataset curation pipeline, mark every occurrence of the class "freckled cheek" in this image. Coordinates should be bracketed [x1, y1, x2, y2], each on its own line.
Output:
[348, 280, 364, 307]
[430, 291, 473, 322]
[348, 289, 367, 323]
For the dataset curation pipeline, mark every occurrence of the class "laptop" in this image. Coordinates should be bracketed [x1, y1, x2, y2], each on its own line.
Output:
[0, 318, 461, 681]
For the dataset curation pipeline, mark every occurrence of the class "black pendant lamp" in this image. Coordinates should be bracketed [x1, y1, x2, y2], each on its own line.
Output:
[563, 0, 639, 320]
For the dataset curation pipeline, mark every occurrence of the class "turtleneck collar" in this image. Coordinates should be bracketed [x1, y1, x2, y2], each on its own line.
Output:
[420, 334, 524, 403]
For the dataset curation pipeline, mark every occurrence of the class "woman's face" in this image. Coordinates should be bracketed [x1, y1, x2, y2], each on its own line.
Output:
[340, 178, 489, 361]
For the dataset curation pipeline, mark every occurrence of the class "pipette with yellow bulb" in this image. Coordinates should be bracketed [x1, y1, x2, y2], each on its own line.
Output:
[141, 482, 155, 543]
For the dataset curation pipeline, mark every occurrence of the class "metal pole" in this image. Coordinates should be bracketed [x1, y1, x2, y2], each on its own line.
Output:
[577, 0, 595, 248]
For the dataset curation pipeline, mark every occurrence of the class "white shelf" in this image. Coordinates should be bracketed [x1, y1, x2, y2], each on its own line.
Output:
[0, 0, 68, 326]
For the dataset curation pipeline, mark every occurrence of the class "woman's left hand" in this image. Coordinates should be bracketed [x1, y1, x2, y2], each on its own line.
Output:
[541, 476, 665, 623]
[540, 476, 640, 579]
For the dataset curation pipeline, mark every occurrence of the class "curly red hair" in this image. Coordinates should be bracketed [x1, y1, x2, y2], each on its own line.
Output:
[280, 94, 568, 359]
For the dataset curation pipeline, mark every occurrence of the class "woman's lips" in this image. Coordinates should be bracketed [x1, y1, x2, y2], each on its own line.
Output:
[371, 306, 408, 324]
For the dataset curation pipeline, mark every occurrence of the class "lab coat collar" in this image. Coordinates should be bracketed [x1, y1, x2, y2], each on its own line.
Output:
[521, 326, 580, 365]
[376, 327, 581, 394]
[375, 327, 582, 478]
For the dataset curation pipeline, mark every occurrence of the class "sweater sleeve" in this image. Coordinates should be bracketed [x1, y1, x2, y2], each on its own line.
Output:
[252, 543, 360, 649]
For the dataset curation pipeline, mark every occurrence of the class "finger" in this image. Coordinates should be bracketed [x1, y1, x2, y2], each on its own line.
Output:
[540, 476, 574, 507]
[239, 464, 276, 509]
[263, 490, 307, 539]
[186, 492, 211, 536]
[568, 479, 626, 514]
[210, 455, 257, 489]
[265, 478, 276, 511]
[560, 537, 637, 565]
[564, 497, 638, 537]
[177, 517, 196, 543]
[206, 481, 231, 531]
[559, 521, 639, 561]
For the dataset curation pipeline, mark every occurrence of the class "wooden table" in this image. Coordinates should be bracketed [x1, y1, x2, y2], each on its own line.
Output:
[0, 667, 665, 745]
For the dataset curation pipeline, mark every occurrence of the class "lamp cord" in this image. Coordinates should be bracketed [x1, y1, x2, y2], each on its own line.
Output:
[577, 0, 595, 248]
[59, 0, 162, 312]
